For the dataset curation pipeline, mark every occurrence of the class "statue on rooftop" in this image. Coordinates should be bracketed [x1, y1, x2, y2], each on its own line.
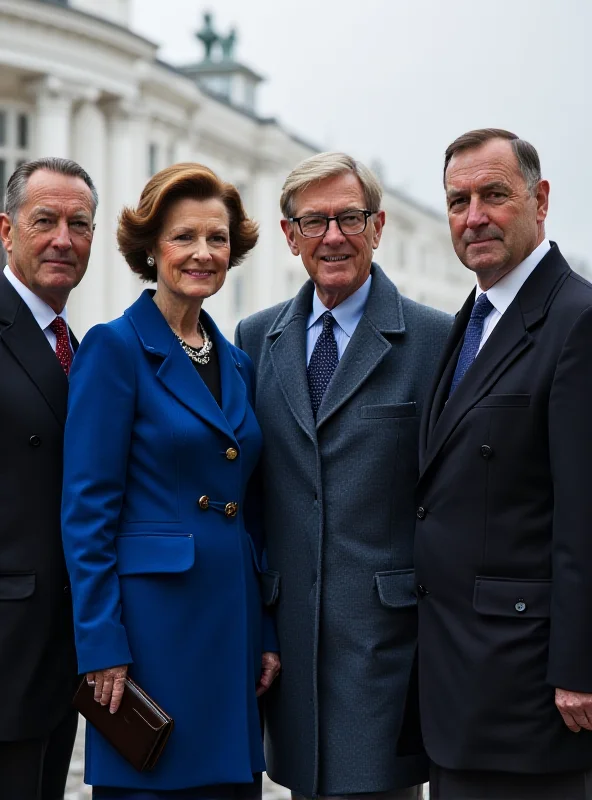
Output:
[220, 27, 237, 61]
[196, 12, 219, 62]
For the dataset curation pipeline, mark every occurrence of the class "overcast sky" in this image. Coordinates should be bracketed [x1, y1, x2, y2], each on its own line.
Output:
[131, 0, 592, 267]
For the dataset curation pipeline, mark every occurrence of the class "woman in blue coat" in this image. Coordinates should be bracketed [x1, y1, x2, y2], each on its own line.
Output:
[61, 163, 280, 798]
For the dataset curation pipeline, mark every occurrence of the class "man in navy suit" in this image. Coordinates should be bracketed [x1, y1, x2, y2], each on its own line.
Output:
[416, 128, 592, 799]
[0, 158, 96, 799]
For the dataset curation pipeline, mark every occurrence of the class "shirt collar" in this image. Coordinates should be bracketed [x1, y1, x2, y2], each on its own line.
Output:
[307, 273, 372, 336]
[3, 265, 68, 330]
[476, 239, 551, 314]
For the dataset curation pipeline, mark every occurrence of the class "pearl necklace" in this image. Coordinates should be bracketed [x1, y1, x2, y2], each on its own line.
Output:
[175, 320, 213, 365]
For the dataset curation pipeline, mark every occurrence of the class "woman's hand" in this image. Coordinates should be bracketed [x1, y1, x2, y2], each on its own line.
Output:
[256, 652, 281, 697]
[87, 665, 128, 714]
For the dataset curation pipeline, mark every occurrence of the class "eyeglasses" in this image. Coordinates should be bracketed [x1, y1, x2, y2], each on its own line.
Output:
[288, 209, 374, 238]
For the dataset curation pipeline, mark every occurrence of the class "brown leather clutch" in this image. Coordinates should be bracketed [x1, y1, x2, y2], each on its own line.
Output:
[73, 675, 174, 772]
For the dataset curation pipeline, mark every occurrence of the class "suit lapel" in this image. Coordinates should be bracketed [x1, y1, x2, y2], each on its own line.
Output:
[70, 328, 79, 353]
[421, 301, 532, 479]
[0, 274, 68, 427]
[420, 243, 571, 481]
[268, 282, 316, 443]
[317, 264, 405, 427]
[316, 316, 391, 427]
[126, 291, 238, 442]
[420, 291, 475, 463]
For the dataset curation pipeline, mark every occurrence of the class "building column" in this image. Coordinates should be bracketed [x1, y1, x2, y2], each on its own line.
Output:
[102, 98, 150, 321]
[248, 167, 285, 311]
[28, 76, 75, 159]
[68, 91, 108, 336]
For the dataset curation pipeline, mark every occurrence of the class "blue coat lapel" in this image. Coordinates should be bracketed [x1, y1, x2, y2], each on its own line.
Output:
[208, 309, 248, 436]
[125, 290, 244, 442]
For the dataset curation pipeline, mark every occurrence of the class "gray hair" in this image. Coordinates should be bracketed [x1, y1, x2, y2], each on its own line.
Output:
[4, 157, 99, 219]
[443, 128, 542, 194]
[280, 152, 383, 218]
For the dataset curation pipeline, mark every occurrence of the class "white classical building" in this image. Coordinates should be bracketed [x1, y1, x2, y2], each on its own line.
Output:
[0, 0, 473, 337]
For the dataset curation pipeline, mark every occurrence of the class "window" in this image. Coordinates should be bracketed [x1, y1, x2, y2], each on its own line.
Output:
[232, 272, 244, 317]
[0, 106, 32, 262]
[17, 114, 28, 149]
[398, 239, 407, 269]
[0, 159, 6, 206]
[0, 158, 6, 265]
[166, 142, 176, 166]
[148, 143, 158, 176]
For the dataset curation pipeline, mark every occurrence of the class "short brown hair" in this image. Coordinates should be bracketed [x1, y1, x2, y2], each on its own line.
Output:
[443, 128, 541, 192]
[117, 163, 258, 281]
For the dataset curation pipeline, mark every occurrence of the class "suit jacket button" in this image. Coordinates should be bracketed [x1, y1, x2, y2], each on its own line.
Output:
[416, 506, 426, 520]
[515, 600, 527, 613]
[225, 447, 238, 461]
[198, 495, 209, 510]
[481, 445, 493, 459]
[29, 435, 41, 447]
[417, 584, 429, 597]
[225, 502, 238, 518]
[63, 585, 70, 594]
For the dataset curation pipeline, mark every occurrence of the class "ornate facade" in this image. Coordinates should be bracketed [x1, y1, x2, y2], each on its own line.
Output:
[0, 0, 473, 337]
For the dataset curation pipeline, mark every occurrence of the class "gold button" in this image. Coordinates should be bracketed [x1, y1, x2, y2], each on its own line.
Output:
[198, 495, 209, 510]
[224, 502, 238, 518]
[225, 447, 238, 461]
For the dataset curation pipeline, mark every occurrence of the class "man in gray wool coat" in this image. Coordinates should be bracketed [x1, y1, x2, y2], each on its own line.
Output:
[235, 152, 452, 800]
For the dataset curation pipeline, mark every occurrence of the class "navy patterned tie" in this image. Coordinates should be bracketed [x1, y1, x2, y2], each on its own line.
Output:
[307, 311, 339, 418]
[449, 293, 494, 396]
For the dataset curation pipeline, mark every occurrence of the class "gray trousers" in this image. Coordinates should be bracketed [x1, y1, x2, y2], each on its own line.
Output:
[293, 786, 423, 800]
[430, 763, 592, 800]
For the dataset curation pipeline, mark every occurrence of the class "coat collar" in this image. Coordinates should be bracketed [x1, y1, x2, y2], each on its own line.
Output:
[419, 242, 571, 482]
[266, 263, 406, 440]
[125, 290, 246, 441]
[268, 263, 405, 338]
[0, 272, 69, 427]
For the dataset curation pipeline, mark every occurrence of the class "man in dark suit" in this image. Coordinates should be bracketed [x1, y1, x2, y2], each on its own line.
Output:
[236, 152, 451, 799]
[0, 158, 96, 799]
[416, 128, 592, 799]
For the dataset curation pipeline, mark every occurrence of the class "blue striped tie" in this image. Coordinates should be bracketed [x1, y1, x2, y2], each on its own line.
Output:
[449, 293, 494, 396]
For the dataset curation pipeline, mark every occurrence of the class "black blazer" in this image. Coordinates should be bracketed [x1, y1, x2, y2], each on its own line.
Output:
[0, 272, 77, 739]
[415, 243, 592, 774]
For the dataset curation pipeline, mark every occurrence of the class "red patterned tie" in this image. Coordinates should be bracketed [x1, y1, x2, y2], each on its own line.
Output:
[49, 316, 73, 376]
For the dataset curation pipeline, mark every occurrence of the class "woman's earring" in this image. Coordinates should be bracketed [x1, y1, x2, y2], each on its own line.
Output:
[147, 256, 155, 267]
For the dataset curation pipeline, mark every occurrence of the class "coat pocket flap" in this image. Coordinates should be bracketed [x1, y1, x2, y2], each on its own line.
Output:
[473, 576, 551, 618]
[260, 569, 280, 606]
[474, 394, 531, 408]
[0, 572, 35, 600]
[374, 569, 417, 608]
[115, 534, 195, 576]
[361, 402, 417, 419]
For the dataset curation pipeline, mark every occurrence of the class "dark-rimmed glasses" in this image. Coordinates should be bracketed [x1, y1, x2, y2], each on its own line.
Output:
[288, 209, 374, 238]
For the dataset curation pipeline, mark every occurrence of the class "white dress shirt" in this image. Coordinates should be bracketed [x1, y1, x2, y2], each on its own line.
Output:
[306, 274, 372, 364]
[476, 239, 551, 352]
[3, 264, 72, 353]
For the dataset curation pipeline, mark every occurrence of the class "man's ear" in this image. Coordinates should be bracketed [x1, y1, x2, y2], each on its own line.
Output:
[371, 211, 386, 250]
[280, 218, 300, 256]
[535, 180, 550, 224]
[0, 214, 14, 257]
